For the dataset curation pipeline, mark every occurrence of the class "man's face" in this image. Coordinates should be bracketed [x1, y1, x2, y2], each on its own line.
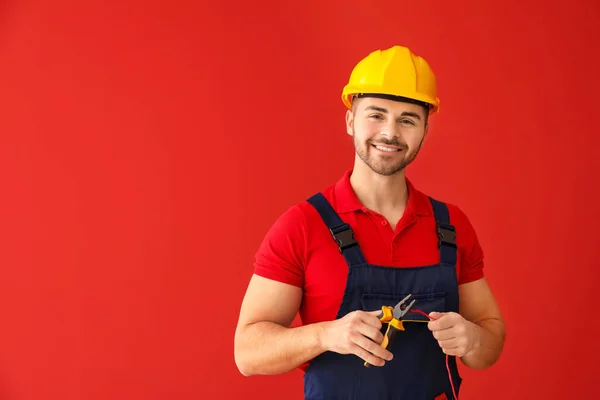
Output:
[346, 96, 429, 176]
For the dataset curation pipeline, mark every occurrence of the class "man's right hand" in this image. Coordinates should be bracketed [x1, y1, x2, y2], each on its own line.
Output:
[320, 310, 394, 367]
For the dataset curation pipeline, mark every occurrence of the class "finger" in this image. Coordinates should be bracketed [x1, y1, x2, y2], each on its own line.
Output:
[357, 322, 384, 344]
[440, 344, 462, 356]
[437, 337, 459, 350]
[359, 311, 384, 329]
[351, 343, 386, 367]
[438, 336, 470, 356]
[429, 312, 446, 320]
[428, 315, 455, 331]
[353, 332, 394, 361]
[432, 328, 456, 341]
[428, 320, 446, 331]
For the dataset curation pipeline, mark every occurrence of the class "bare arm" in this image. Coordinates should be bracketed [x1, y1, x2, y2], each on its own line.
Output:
[458, 277, 506, 370]
[234, 274, 393, 376]
[234, 274, 327, 376]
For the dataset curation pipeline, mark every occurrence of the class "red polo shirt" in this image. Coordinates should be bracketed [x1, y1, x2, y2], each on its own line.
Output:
[253, 170, 484, 326]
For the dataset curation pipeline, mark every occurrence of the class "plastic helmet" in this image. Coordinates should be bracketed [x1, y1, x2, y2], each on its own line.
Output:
[341, 45, 440, 114]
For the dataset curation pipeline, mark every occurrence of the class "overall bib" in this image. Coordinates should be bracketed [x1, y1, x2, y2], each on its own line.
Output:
[304, 193, 462, 400]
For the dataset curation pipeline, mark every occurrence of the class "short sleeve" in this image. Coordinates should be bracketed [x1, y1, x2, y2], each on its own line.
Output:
[253, 205, 307, 288]
[450, 205, 485, 284]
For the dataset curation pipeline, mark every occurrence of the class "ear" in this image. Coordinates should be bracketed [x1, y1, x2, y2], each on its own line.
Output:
[345, 109, 354, 136]
[419, 123, 429, 147]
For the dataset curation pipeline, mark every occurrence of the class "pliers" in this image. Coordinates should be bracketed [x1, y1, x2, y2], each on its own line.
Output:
[364, 294, 417, 368]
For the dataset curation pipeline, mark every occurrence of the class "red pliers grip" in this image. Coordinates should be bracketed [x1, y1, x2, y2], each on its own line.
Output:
[364, 294, 417, 368]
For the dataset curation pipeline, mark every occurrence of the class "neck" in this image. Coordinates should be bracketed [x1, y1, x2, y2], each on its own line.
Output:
[349, 162, 408, 215]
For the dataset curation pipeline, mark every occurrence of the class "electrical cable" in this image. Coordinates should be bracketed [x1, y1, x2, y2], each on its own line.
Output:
[405, 309, 459, 400]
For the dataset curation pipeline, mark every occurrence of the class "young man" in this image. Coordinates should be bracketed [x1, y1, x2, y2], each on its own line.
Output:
[234, 45, 506, 399]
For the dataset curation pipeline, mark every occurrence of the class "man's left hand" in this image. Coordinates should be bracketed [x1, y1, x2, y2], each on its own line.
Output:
[427, 312, 480, 357]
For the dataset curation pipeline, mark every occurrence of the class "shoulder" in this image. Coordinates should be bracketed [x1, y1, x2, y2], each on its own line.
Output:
[252, 182, 338, 286]
[445, 201, 476, 232]
[258, 181, 338, 251]
[417, 189, 477, 234]
[419, 191, 485, 283]
[411, 182, 482, 250]
[281, 181, 338, 227]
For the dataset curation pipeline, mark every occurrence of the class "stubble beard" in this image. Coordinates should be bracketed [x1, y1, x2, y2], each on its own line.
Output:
[353, 129, 423, 177]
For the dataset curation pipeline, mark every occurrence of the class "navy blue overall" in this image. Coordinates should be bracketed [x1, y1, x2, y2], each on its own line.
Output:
[303, 192, 462, 400]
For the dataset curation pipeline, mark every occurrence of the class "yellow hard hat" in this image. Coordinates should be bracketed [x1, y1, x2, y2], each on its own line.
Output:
[342, 45, 440, 114]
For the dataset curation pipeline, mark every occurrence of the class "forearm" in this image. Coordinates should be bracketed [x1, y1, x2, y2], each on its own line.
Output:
[234, 321, 327, 376]
[461, 318, 506, 370]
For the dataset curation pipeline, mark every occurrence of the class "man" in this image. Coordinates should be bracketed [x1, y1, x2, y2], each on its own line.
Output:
[234, 45, 506, 399]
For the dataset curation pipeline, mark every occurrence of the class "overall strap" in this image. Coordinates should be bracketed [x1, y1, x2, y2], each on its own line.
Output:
[428, 197, 458, 267]
[307, 193, 367, 267]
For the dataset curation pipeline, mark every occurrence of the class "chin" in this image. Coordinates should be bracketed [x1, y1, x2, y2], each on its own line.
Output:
[367, 163, 406, 176]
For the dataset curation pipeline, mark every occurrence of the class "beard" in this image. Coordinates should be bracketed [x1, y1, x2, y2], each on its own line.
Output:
[353, 129, 423, 176]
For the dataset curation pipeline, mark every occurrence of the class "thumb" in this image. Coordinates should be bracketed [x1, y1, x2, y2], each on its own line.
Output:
[428, 311, 446, 320]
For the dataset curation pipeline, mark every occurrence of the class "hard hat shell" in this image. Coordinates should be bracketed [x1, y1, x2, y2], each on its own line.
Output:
[342, 45, 440, 114]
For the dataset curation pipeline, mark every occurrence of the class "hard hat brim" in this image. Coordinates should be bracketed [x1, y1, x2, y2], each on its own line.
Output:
[342, 85, 440, 114]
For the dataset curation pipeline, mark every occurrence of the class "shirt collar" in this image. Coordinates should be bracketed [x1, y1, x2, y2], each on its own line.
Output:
[333, 169, 431, 217]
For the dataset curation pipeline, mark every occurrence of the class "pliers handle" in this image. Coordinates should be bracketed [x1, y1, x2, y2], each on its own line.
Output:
[364, 294, 416, 368]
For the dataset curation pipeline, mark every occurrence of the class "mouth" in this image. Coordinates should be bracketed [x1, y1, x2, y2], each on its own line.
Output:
[371, 144, 404, 153]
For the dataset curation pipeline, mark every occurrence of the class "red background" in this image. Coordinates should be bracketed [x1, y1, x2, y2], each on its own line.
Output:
[0, 0, 598, 399]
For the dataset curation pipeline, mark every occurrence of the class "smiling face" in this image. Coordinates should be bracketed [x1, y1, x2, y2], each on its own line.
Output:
[346, 96, 429, 176]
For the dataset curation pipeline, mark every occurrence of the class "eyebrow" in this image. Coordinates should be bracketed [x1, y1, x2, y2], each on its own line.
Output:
[364, 106, 422, 120]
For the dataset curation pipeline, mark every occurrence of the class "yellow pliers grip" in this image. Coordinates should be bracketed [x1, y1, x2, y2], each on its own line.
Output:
[363, 294, 416, 368]
[364, 307, 406, 368]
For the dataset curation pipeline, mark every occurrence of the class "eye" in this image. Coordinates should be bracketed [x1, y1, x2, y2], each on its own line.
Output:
[399, 119, 415, 126]
[369, 114, 383, 120]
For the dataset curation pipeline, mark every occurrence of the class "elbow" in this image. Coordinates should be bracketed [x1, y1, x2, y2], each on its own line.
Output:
[236, 364, 253, 377]
[234, 353, 255, 377]
[235, 352, 260, 377]
[234, 332, 256, 377]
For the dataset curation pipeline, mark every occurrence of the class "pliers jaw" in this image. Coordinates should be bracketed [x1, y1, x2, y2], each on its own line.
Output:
[392, 294, 416, 320]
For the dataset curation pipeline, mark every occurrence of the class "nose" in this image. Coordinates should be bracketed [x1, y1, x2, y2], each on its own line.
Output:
[380, 121, 397, 138]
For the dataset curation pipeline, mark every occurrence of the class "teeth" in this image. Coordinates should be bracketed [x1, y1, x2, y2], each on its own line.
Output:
[375, 145, 398, 152]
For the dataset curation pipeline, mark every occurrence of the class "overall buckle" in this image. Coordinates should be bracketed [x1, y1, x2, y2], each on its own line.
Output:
[437, 222, 457, 248]
[330, 223, 358, 253]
